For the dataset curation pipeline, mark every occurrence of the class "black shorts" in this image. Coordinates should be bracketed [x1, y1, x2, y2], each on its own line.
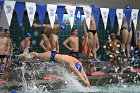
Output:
[87, 30, 96, 35]
[69, 51, 79, 58]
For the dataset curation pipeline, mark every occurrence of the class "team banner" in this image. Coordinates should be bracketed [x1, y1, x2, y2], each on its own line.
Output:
[0, 0, 4, 18]
[4, 0, 16, 26]
[56, 6, 65, 24]
[116, 9, 123, 30]
[26, 2, 36, 27]
[124, 8, 132, 32]
[83, 6, 91, 30]
[100, 8, 109, 30]
[131, 9, 139, 30]
[15, 2, 25, 26]
[75, 7, 83, 28]
[66, 5, 76, 29]
[47, 4, 57, 28]
[36, 4, 47, 25]
[109, 8, 116, 30]
[92, 7, 100, 30]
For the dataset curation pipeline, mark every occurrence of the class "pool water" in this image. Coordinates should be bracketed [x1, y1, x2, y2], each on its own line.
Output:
[1, 59, 140, 93]
[52, 83, 140, 93]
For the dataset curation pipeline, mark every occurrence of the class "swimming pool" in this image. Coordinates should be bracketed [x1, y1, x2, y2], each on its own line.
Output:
[0, 59, 140, 93]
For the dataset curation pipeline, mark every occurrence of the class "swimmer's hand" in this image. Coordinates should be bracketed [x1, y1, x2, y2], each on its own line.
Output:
[117, 30, 120, 36]
[16, 52, 33, 59]
[33, 23, 40, 27]
[83, 80, 90, 87]
[16, 52, 28, 58]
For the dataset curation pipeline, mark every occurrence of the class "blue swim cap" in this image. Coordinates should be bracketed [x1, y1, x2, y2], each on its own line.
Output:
[75, 63, 82, 72]
[125, 5, 131, 9]
[60, 23, 67, 30]
[25, 32, 31, 37]
[10, 90, 17, 93]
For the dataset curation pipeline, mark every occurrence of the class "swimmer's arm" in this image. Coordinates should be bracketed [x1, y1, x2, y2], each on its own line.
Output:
[24, 38, 30, 48]
[117, 40, 122, 49]
[103, 41, 109, 51]
[96, 35, 100, 51]
[24, 39, 30, 52]
[83, 19, 88, 36]
[40, 39, 46, 51]
[63, 37, 71, 50]
[42, 34, 51, 50]
[33, 23, 60, 29]
[81, 37, 86, 53]
[70, 64, 90, 86]
[56, 36, 59, 52]
[81, 68, 90, 86]
[5, 39, 10, 55]
[117, 24, 120, 36]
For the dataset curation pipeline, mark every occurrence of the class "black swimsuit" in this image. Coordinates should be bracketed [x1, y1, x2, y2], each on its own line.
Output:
[87, 30, 96, 35]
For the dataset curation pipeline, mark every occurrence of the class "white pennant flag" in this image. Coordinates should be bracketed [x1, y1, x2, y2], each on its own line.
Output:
[25, 2, 36, 27]
[47, 4, 57, 29]
[100, 8, 109, 30]
[131, 9, 139, 30]
[66, 5, 76, 29]
[83, 6, 91, 30]
[4, 1, 16, 26]
[116, 9, 124, 30]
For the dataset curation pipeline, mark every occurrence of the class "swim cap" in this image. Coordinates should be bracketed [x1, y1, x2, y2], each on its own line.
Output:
[125, 5, 131, 9]
[25, 32, 31, 37]
[10, 90, 17, 93]
[75, 63, 82, 72]
[60, 23, 67, 30]
[110, 33, 115, 37]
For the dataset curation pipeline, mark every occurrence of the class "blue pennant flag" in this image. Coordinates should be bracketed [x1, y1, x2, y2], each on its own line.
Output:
[36, 4, 47, 25]
[138, 10, 140, 19]
[75, 7, 83, 28]
[56, 6, 65, 24]
[92, 7, 100, 30]
[124, 8, 132, 32]
[109, 8, 116, 30]
[15, 2, 25, 26]
[0, 0, 4, 18]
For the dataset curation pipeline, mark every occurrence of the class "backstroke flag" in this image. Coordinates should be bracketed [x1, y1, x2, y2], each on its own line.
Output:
[83, 6, 91, 30]
[0, 0, 4, 18]
[56, 6, 65, 24]
[66, 5, 76, 29]
[116, 9, 123, 30]
[124, 8, 132, 32]
[36, 4, 47, 25]
[131, 9, 139, 30]
[47, 4, 57, 29]
[15, 2, 25, 26]
[92, 6, 100, 30]
[26, 2, 36, 27]
[138, 9, 140, 19]
[75, 7, 83, 28]
[109, 8, 116, 30]
[100, 8, 109, 30]
[4, 0, 16, 26]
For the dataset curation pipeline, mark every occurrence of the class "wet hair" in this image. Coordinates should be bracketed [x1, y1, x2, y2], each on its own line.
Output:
[71, 28, 77, 35]
[4, 29, 9, 33]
